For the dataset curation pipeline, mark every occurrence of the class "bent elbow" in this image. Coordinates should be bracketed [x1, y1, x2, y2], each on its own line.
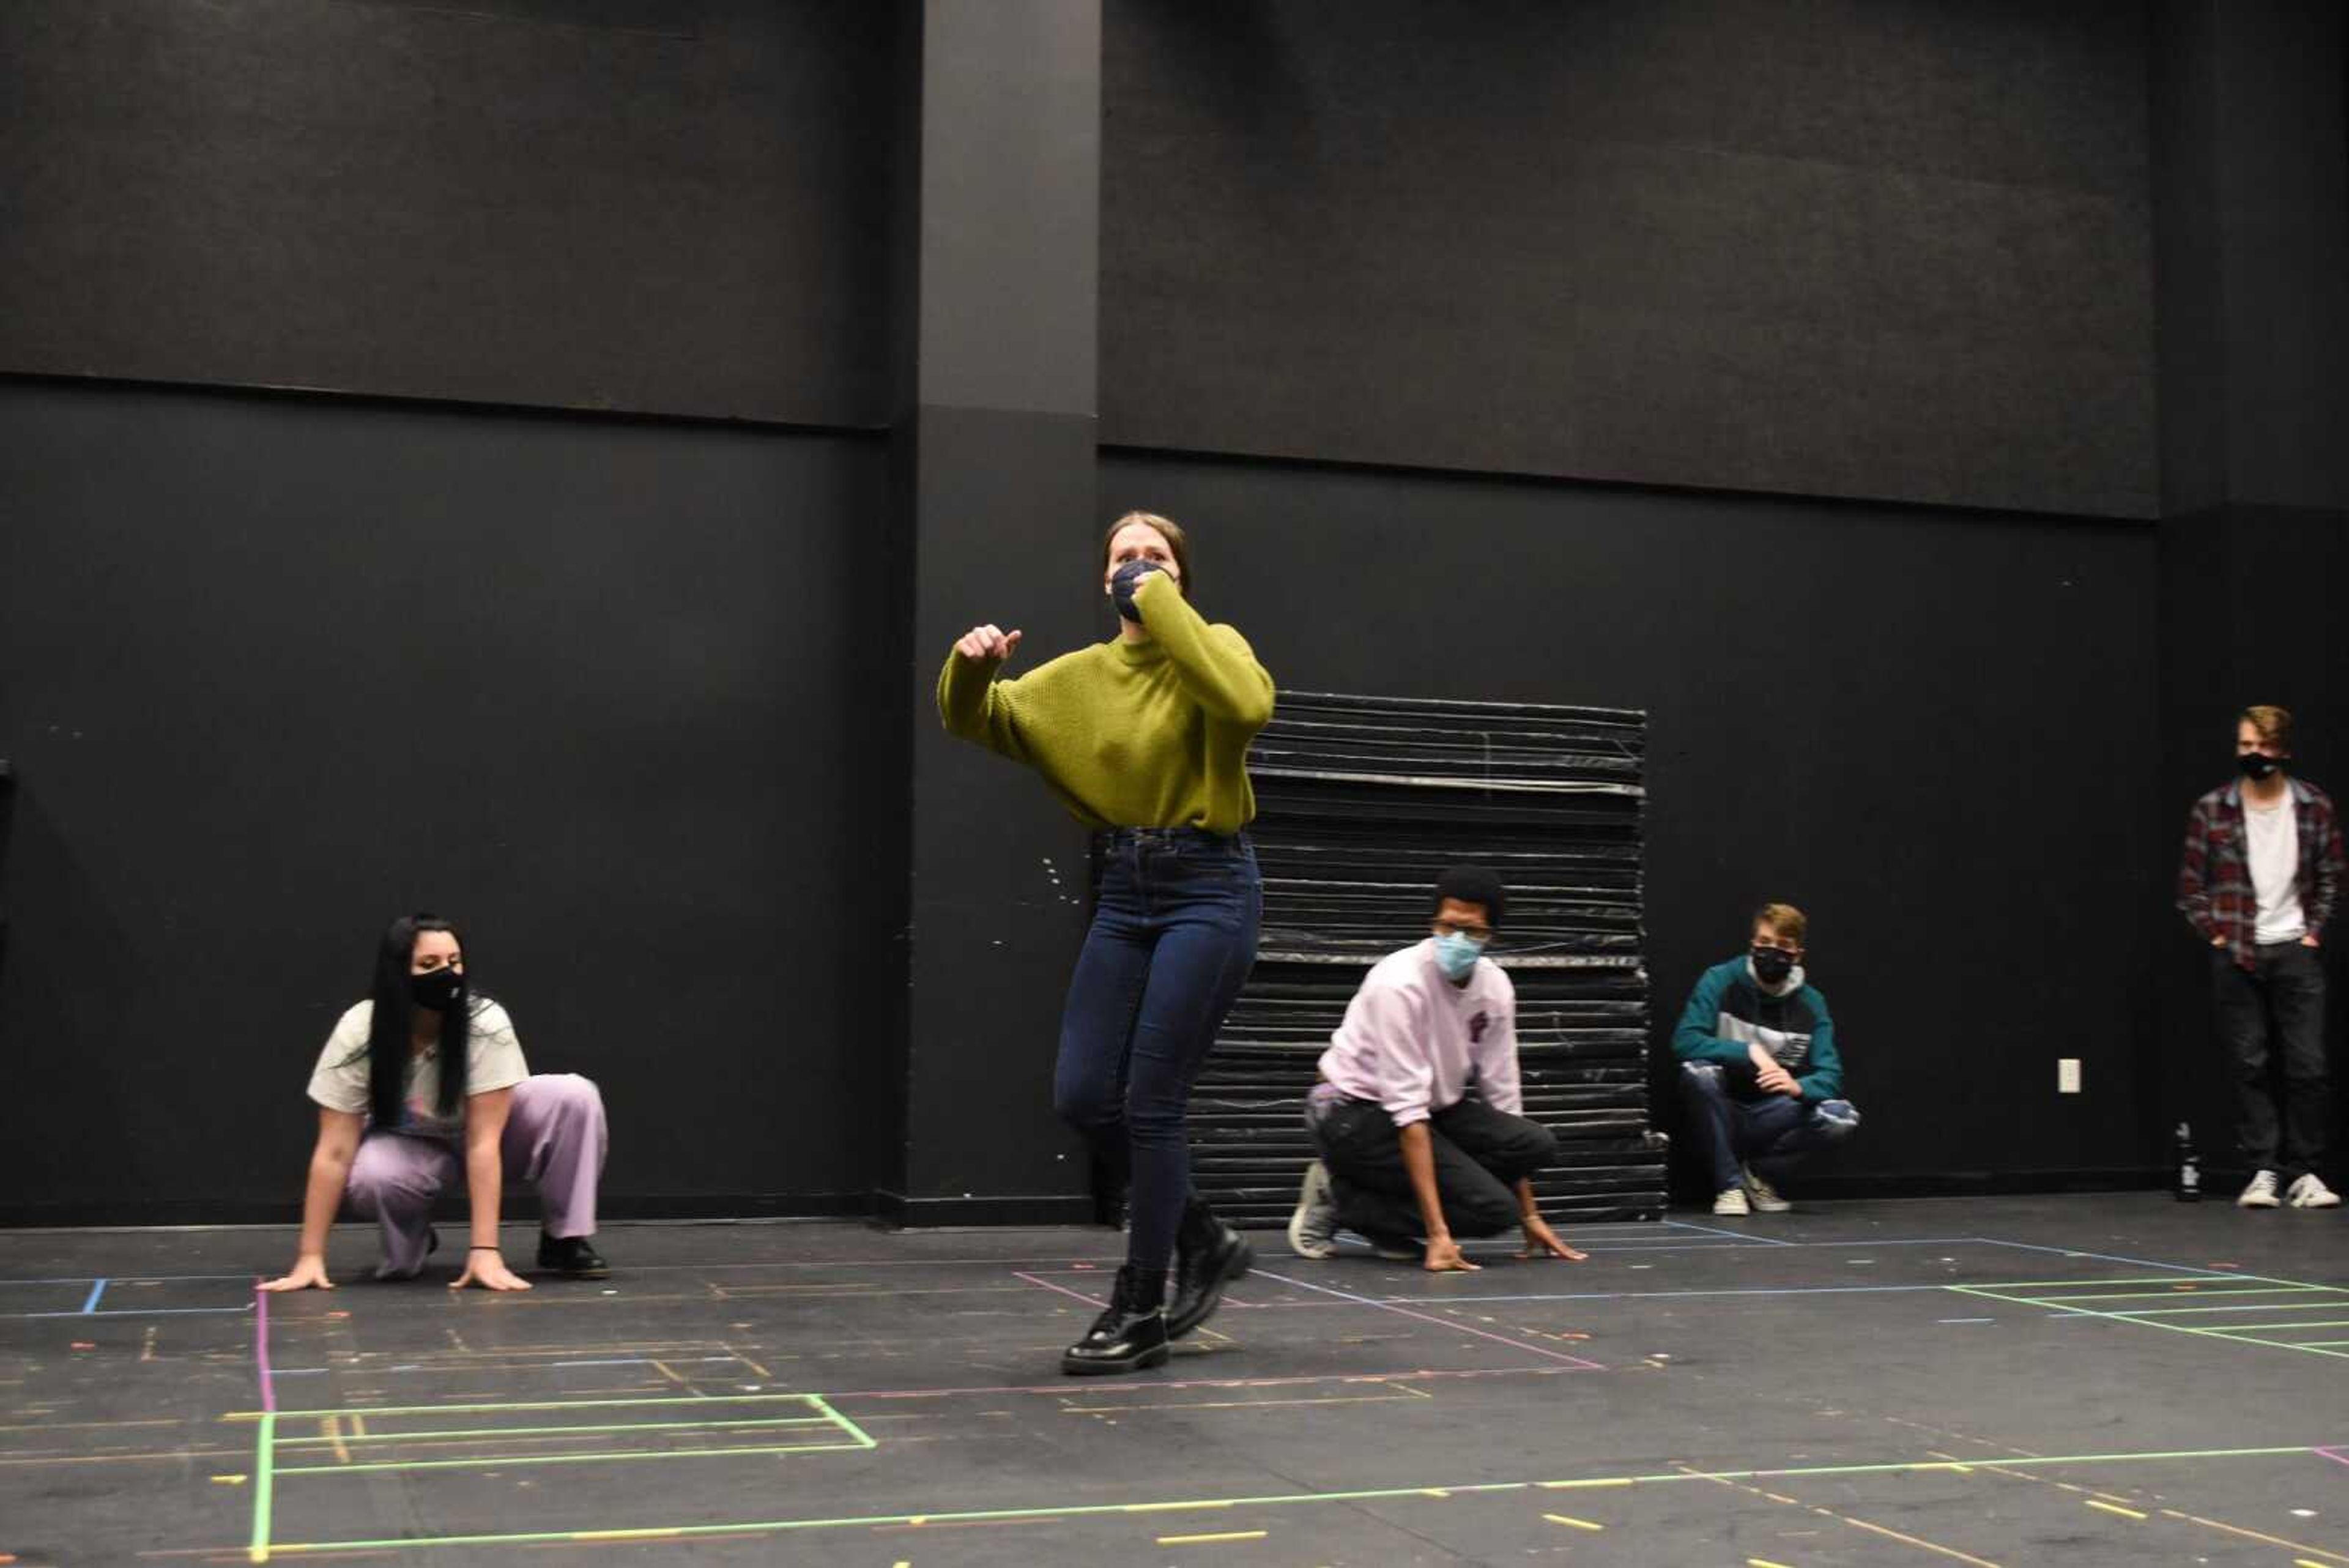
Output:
[1230, 683, 1276, 730]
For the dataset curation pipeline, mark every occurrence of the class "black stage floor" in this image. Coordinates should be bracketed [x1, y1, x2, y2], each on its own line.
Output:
[3, 1195, 2345, 1565]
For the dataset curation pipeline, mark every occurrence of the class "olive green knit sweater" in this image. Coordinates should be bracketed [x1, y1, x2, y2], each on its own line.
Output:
[937, 571, 1275, 834]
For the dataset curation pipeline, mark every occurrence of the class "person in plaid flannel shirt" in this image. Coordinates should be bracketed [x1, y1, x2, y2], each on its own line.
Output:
[2176, 705, 2343, 1210]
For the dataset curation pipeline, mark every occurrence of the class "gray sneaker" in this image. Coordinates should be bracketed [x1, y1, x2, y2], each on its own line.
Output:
[1741, 1164, 1791, 1213]
[1288, 1160, 1340, 1258]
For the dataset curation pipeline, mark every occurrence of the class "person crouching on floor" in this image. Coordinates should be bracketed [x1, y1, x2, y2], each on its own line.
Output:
[1672, 902, 1858, 1216]
[1287, 867, 1586, 1271]
[262, 913, 610, 1292]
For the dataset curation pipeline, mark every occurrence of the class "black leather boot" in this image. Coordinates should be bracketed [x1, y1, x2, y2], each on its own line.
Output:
[1167, 1195, 1253, 1339]
[1061, 1265, 1170, 1375]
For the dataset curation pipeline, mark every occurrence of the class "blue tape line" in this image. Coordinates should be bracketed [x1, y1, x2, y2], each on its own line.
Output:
[7, 1305, 254, 1320]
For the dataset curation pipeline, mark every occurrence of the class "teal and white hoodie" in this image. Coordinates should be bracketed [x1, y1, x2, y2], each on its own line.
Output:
[1671, 956, 1842, 1102]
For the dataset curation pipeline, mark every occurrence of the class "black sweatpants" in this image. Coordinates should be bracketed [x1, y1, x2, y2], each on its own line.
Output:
[1310, 1094, 1557, 1242]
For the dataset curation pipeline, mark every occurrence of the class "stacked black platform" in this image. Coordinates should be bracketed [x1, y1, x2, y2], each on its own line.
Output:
[1191, 691, 1665, 1227]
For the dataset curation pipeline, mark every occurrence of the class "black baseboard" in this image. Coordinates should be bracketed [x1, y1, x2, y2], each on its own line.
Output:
[0, 1200, 313, 1228]
[1762, 1167, 2170, 1202]
[871, 1191, 1102, 1228]
[598, 1193, 874, 1222]
[0, 1192, 875, 1230]
[0, 1191, 1106, 1231]
[2, 1171, 2192, 1230]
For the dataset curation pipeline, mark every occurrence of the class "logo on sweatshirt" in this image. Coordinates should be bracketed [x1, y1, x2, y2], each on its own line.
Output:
[1469, 1011, 1490, 1043]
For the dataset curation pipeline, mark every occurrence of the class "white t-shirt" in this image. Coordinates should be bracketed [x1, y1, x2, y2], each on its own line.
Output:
[2245, 790, 2307, 944]
[306, 999, 529, 1142]
[1318, 939, 1521, 1126]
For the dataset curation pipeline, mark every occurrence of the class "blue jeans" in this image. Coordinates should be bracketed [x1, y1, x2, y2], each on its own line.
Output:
[1679, 1062, 1859, 1193]
[1055, 827, 1261, 1271]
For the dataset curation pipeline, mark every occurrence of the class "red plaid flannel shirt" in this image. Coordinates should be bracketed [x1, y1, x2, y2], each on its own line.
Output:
[2176, 777, 2343, 970]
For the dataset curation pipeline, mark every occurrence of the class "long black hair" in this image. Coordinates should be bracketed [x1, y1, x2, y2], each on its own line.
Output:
[365, 913, 486, 1129]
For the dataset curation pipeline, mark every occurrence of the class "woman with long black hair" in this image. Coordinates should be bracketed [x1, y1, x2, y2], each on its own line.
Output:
[261, 914, 610, 1292]
[940, 511, 1273, 1373]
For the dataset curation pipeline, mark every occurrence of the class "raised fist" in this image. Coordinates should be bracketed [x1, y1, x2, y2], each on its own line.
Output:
[954, 625, 1023, 661]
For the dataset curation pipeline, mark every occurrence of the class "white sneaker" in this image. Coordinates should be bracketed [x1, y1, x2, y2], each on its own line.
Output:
[2286, 1173, 2342, 1209]
[2237, 1169, 2281, 1208]
[1741, 1164, 1791, 1213]
[1287, 1160, 1340, 1258]
[1712, 1186, 1751, 1216]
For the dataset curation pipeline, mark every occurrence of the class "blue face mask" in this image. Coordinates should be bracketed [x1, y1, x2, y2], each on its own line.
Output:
[1433, 931, 1486, 982]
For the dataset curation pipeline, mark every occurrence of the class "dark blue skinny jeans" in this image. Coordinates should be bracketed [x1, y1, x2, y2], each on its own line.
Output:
[1054, 827, 1261, 1273]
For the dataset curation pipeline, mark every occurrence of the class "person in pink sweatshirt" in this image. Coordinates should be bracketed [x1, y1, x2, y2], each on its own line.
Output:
[1286, 868, 1586, 1273]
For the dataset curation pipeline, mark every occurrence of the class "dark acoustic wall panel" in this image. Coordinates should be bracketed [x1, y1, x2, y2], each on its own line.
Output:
[1107, 448, 2167, 1189]
[0, 381, 891, 1221]
[0, 0, 895, 425]
[1102, 1, 2158, 518]
[2153, 0, 2349, 516]
[2151, 0, 2229, 518]
[1192, 693, 1663, 1225]
[2204, 0, 2349, 510]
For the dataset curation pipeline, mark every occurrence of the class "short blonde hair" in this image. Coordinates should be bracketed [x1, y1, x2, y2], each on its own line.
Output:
[1753, 902, 1808, 948]
[1102, 511, 1193, 599]
[2240, 705, 2293, 749]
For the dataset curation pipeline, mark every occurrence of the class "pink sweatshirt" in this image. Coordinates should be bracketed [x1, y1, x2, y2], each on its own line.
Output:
[1318, 938, 1521, 1126]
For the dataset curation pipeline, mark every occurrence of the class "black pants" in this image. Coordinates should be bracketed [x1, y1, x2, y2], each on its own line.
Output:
[2213, 941, 2331, 1181]
[1310, 1095, 1557, 1242]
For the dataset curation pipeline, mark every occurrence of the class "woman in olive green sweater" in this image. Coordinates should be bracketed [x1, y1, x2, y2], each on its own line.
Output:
[940, 511, 1274, 1375]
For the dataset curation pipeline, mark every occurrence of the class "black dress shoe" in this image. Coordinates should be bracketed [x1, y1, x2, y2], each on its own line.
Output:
[1167, 1200, 1252, 1339]
[1061, 1265, 1170, 1375]
[536, 1233, 610, 1278]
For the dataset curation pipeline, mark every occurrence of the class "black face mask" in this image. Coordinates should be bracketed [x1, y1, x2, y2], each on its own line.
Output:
[1751, 947, 1796, 986]
[1110, 559, 1167, 623]
[2239, 752, 2281, 781]
[410, 967, 466, 1013]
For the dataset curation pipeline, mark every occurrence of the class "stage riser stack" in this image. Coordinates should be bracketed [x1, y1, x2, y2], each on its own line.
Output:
[1189, 691, 1663, 1228]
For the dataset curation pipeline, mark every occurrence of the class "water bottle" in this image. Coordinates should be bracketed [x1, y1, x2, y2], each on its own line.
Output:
[2174, 1121, 2202, 1202]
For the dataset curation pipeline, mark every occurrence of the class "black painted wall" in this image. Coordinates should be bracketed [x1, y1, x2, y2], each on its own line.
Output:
[0, 0, 896, 425]
[1102, 0, 2158, 518]
[2, 1, 2342, 1220]
[1104, 450, 2167, 1189]
[0, 382, 889, 1219]
[2153, 0, 2349, 515]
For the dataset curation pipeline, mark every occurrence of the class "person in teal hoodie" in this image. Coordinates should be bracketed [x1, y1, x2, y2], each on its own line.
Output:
[1672, 902, 1858, 1215]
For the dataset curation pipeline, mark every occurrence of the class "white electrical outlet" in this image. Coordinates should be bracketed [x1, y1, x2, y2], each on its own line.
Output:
[2058, 1058, 2082, 1094]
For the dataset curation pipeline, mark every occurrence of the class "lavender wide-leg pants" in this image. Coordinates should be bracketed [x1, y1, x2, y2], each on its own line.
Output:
[344, 1074, 609, 1279]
